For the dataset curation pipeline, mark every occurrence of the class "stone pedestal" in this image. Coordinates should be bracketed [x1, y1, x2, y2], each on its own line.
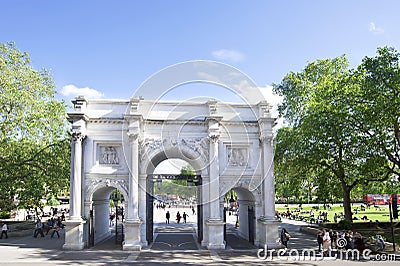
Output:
[258, 217, 280, 249]
[123, 219, 142, 251]
[206, 219, 225, 249]
[63, 219, 86, 250]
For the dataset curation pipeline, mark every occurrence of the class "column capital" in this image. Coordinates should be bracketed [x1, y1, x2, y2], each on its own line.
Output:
[259, 133, 273, 144]
[127, 132, 140, 142]
[72, 131, 86, 142]
[208, 133, 220, 143]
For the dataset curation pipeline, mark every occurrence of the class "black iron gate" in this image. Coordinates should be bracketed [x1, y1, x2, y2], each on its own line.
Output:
[196, 176, 203, 243]
[146, 174, 203, 244]
[248, 206, 255, 244]
[146, 177, 154, 244]
[88, 209, 94, 247]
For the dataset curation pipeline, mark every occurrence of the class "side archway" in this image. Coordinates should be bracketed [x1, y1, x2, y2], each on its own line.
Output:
[223, 184, 262, 246]
[84, 178, 129, 246]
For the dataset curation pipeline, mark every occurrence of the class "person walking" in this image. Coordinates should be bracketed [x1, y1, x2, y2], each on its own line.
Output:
[51, 219, 63, 238]
[280, 228, 290, 248]
[176, 211, 181, 224]
[317, 231, 323, 252]
[45, 218, 54, 235]
[0, 222, 8, 239]
[166, 211, 170, 224]
[322, 229, 331, 256]
[34, 219, 45, 238]
[182, 212, 188, 223]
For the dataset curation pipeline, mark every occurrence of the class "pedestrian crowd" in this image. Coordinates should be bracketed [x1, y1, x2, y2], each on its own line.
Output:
[164, 210, 193, 224]
[33, 216, 65, 239]
[317, 228, 371, 255]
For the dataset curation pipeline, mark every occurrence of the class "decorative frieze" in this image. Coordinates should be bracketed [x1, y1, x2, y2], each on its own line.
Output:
[139, 137, 209, 162]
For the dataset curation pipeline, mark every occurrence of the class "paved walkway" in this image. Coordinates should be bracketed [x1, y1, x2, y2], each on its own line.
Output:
[1, 219, 399, 265]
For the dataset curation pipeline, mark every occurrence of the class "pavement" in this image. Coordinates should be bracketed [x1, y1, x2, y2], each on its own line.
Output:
[1, 216, 399, 265]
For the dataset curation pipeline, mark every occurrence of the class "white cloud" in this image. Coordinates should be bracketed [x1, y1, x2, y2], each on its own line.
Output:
[369, 22, 384, 35]
[61, 84, 104, 99]
[212, 49, 245, 62]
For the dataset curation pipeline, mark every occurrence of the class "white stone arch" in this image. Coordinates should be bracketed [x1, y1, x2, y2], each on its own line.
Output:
[85, 177, 129, 203]
[83, 177, 129, 246]
[140, 137, 209, 176]
[138, 139, 209, 244]
[224, 184, 260, 245]
[65, 96, 279, 251]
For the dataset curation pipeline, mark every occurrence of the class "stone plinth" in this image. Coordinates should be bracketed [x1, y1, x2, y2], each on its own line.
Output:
[122, 219, 142, 251]
[63, 219, 86, 250]
[206, 219, 226, 249]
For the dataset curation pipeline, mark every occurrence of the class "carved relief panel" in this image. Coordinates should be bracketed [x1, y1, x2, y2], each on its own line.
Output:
[227, 147, 248, 167]
[99, 145, 121, 165]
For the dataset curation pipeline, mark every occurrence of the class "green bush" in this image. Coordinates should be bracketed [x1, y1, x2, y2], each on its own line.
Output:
[337, 219, 352, 230]
[0, 211, 10, 219]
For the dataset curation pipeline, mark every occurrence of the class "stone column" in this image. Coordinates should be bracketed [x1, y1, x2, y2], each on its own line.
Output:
[206, 117, 225, 249]
[258, 116, 280, 249]
[70, 132, 85, 220]
[123, 119, 142, 251]
[261, 136, 275, 219]
[208, 133, 221, 220]
[63, 131, 86, 250]
[127, 132, 140, 221]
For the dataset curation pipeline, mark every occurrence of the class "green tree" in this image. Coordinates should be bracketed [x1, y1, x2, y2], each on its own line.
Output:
[354, 46, 400, 179]
[274, 55, 388, 221]
[0, 42, 70, 210]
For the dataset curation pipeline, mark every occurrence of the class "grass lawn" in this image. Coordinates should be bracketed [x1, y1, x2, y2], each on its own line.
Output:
[275, 203, 395, 223]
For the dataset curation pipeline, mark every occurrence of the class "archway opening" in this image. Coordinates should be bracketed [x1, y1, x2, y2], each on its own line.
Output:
[89, 186, 125, 249]
[223, 188, 257, 249]
[146, 158, 202, 250]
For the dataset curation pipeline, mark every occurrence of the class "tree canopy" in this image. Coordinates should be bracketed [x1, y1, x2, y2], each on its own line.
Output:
[273, 52, 392, 221]
[0, 42, 70, 211]
[355, 47, 400, 178]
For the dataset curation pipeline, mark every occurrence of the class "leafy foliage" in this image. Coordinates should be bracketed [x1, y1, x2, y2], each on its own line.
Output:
[274, 54, 390, 221]
[0, 42, 70, 211]
[355, 46, 400, 178]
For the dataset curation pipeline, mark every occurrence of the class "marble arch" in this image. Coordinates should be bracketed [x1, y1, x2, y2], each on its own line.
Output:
[63, 96, 279, 251]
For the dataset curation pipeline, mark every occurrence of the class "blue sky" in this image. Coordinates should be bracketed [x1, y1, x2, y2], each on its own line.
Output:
[1, 0, 399, 105]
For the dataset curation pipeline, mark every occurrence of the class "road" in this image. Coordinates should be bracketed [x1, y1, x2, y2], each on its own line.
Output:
[0, 210, 399, 265]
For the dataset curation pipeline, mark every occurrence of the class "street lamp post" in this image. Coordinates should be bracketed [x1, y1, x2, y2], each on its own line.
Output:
[389, 175, 398, 252]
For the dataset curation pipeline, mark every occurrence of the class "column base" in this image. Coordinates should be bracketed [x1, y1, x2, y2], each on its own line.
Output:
[206, 219, 225, 250]
[123, 219, 142, 251]
[63, 219, 86, 250]
[258, 216, 281, 249]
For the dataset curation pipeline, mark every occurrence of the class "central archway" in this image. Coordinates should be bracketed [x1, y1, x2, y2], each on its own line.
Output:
[141, 145, 207, 247]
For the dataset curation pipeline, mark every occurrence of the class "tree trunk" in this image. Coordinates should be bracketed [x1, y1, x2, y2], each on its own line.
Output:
[341, 181, 353, 221]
